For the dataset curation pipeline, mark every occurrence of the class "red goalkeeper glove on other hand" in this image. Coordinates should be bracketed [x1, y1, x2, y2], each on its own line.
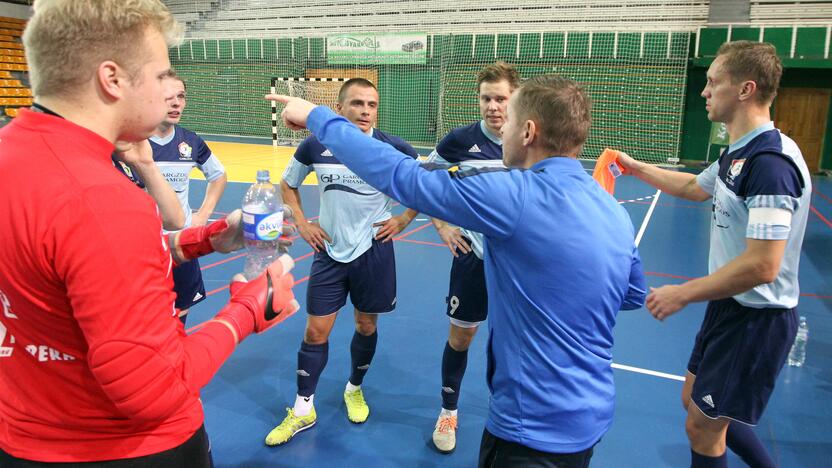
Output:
[210, 254, 301, 343]
[172, 208, 295, 264]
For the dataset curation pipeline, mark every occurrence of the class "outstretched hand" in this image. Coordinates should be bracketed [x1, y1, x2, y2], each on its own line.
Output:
[265, 94, 318, 131]
[615, 151, 641, 175]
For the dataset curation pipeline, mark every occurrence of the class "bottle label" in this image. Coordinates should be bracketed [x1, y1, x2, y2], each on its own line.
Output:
[243, 211, 283, 241]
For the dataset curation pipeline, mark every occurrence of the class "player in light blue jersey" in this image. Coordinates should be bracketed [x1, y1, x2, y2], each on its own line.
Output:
[270, 73, 646, 467]
[150, 72, 228, 323]
[425, 62, 520, 454]
[265, 78, 420, 446]
[618, 41, 810, 468]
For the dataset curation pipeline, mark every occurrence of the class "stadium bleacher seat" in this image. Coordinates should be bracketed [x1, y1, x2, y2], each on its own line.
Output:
[0, 97, 32, 106]
[0, 79, 24, 88]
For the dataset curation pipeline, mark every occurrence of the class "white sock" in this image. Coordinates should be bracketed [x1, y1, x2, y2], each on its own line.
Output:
[345, 381, 361, 393]
[440, 408, 458, 418]
[293, 394, 314, 416]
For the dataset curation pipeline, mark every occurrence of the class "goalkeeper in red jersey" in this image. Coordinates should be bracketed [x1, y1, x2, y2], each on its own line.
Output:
[0, 1, 298, 466]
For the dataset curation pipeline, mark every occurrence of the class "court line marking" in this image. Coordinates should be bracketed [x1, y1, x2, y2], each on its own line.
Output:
[809, 205, 832, 230]
[612, 363, 685, 381]
[634, 189, 662, 247]
[617, 194, 654, 204]
[814, 189, 832, 205]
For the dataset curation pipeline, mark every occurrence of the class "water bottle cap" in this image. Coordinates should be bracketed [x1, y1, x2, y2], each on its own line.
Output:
[256, 170, 270, 182]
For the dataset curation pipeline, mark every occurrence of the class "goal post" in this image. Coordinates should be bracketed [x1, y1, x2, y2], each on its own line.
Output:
[270, 76, 349, 147]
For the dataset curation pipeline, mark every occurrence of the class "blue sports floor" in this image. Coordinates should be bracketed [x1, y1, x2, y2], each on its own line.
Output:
[184, 157, 832, 467]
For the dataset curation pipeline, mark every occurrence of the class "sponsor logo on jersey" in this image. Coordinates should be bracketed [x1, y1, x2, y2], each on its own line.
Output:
[297, 369, 310, 377]
[321, 149, 333, 157]
[178, 142, 193, 160]
[702, 394, 715, 408]
[468, 144, 482, 153]
[25, 344, 76, 362]
[726, 158, 745, 186]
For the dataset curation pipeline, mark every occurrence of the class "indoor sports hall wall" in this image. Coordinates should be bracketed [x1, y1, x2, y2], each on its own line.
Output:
[168, 32, 691, 165]
[164, 0, 832, 169]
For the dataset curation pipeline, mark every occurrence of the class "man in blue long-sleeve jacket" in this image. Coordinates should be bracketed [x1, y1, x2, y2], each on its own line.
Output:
[268, 74, 647, 467]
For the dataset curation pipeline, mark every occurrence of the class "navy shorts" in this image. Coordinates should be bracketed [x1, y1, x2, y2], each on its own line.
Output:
[446, 245, 488, 326]
[687, 297, 798, 425]
[307, 239, 396, 316]
[172, 258, 206, 311]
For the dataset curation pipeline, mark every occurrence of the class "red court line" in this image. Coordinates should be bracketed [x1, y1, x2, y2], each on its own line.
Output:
[393, 221, 432, 241]
[810, 205, 832, 230]
[814, 190, 832, 205]
[645, 271, 694, 280]
[801, 293, 832, 300]
[187, 274, 312, 334]
[398, 238, 447, 248]
[200, 253, 246, 270]
[645, 271, 828, 300]
[626, 200, 709, 210]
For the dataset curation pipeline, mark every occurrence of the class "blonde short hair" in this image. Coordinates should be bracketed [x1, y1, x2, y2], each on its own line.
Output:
[23, 0, 183, 98]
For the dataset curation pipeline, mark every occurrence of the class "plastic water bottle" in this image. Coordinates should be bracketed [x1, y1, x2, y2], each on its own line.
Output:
[242, 170, 283, 280]
[787, 316, 808, 367]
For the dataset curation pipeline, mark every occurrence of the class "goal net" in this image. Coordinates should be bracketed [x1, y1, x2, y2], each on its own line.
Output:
[270, 77, 348, 147]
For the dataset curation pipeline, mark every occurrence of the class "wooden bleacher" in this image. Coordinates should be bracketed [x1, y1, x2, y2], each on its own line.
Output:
[0, 16, 29, 123]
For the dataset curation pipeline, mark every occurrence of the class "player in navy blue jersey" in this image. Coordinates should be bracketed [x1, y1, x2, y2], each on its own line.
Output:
[618, 41, 811, 468]
[271, 73, 647, 467]
[264, 78, 420, 446]
[425, 62, 520, 454]
[150, 72, 228, 323]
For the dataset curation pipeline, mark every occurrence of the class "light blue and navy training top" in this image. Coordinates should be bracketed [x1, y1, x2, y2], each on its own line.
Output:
[282, 128, 418, 263]
[696, 122, 811, 309]
[150, 126, 225, 229]
[427, 120, 504, 259]
[306, 106, 647, 453]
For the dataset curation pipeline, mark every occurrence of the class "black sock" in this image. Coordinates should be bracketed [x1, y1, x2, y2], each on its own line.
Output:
[440, 341, 468, 411]
[691, 449, 727, 468]
[297, 341, 329, 397]
[726, 423, 776, 468]
[349, 331, 378, 386]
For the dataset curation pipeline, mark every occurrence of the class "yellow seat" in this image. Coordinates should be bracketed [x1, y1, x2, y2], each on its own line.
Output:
[0, 88, 30, 97]
[0, 23, 24, 31]
[1, 48, 24, 57]
[0, 97, 31, 106]
[0, 56, 26, 64]
[0, 63, 26, 71]
[0, 79, 23, 87]
[0, 17, 26, 25]
[0, 56, 21, 64]
[5, 107, 18, 118]
[0, 42, 23, 50]
[0, 71, 11, 79]
[0, 29, 22, 37]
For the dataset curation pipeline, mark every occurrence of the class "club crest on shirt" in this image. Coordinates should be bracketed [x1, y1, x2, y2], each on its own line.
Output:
[726, 158, 745, 186]
[178, 142, 193, 160]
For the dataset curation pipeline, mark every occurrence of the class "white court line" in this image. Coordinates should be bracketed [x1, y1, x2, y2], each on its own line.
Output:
[612, 362, 685, 382]
[634, 189, 661, 247]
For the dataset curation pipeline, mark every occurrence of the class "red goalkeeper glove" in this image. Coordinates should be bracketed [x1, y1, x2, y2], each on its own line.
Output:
[211, 254, 300, 343]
